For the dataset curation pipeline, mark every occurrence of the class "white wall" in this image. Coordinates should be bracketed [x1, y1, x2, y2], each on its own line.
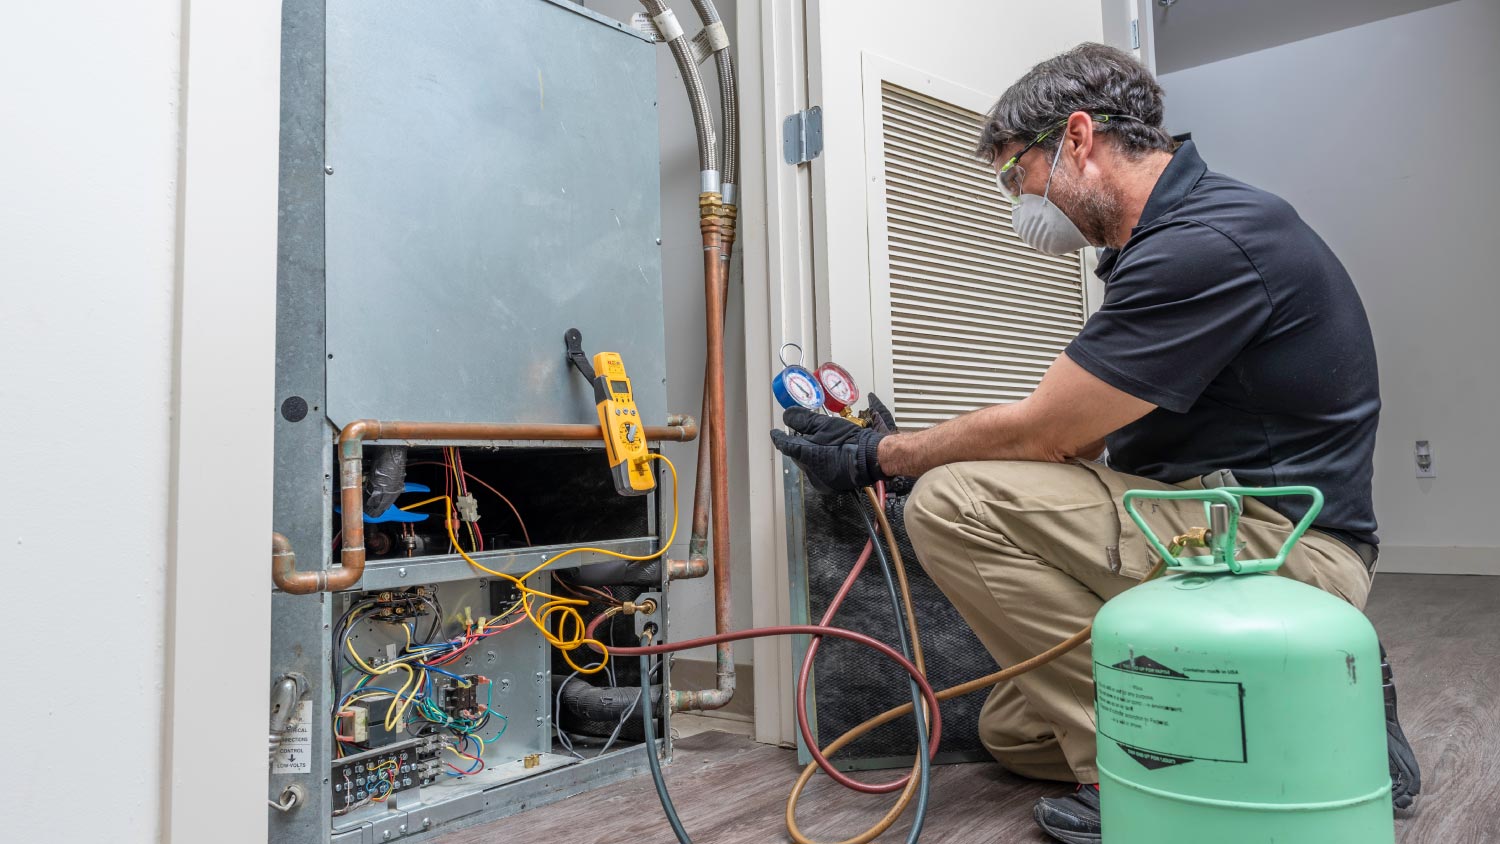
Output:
[584, 1, 757, 661]
[1160, 0, 1500, 573]
[2, 1, 182, 840]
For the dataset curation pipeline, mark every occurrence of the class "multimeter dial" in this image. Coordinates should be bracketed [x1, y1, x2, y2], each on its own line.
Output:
[815, 362, 860, 412]
[772, 365, 825, 411]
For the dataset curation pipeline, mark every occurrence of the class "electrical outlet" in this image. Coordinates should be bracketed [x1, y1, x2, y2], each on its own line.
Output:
[1415, 441, 1436, 478]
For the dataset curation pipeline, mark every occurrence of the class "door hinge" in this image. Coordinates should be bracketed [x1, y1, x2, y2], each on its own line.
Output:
[782, 106, 823, 165]
[1130, 19, 1140, 50]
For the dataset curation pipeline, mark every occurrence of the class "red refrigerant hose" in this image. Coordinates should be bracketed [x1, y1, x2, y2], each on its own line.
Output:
[606, 625, 942, 756]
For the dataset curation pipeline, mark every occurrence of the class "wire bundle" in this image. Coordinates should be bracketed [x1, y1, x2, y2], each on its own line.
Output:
[328, 452, 680, 802]
[333, 594, 520, 769]
[397, 453, 679, 676]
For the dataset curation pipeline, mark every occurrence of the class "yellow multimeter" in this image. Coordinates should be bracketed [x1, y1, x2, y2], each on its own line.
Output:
[565, 329, 656, 496]
[592, 351, 655, 495]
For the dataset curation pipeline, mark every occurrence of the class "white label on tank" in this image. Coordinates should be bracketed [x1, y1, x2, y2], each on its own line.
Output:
[1095, 657, 1246, 766]
[271, 700, 314, 774]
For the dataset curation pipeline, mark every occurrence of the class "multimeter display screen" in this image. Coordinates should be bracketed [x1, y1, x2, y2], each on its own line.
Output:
[610, 380, 630, 394]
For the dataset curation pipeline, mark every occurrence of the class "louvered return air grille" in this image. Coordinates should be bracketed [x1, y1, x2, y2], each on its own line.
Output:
[880, 82, 1087, 429]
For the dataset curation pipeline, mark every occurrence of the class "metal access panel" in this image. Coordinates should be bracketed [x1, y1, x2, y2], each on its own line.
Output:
[324, 0, 667, 427]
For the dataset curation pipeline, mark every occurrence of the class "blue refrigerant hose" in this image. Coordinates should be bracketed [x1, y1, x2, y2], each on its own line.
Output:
[858, 497, 932, 844]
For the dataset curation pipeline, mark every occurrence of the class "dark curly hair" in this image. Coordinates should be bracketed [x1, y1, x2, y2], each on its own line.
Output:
[977, 43, 1175, 162]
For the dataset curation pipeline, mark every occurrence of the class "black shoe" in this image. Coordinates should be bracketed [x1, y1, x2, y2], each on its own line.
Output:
[1382, 644, 1422, 810]
[1033, 783, 1101, 844]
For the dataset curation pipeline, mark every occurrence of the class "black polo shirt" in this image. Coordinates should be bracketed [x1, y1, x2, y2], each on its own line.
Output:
[1065, 141, 1380, 548]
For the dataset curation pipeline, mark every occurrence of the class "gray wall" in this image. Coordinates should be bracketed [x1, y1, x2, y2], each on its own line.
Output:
[584, 1, 756, 657]
[1160, 0, 1500, 572]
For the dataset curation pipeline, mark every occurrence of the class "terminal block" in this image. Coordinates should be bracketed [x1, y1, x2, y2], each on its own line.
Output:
[329, 738, 440, 816]
[366, 586, 435, 624]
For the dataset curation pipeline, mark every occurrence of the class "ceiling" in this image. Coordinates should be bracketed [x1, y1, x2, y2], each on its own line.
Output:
[1153, 0, 1462, 74]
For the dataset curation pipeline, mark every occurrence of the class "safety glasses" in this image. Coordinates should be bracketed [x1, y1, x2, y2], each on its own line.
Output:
[993, 114, 1141, 200]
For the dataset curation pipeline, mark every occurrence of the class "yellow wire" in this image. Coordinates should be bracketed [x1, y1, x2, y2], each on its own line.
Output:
[396, 453, 678, 675]
[343, 635, 423, 731]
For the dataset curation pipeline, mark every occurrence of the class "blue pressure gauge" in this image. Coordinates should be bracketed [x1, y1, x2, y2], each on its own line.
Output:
[771, 343, 825, 411]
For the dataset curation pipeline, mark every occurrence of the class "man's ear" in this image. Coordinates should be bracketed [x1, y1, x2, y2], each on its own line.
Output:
[1062, 110, 1095, 170]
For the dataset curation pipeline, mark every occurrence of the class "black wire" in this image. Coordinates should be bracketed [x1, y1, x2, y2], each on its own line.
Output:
[419, 590, 443, 642]
[331, 599, 377, 718]
[856, 493, 932, 844]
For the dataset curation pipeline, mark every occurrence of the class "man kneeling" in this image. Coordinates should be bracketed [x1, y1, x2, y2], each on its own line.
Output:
[770, 43, 1419, 843]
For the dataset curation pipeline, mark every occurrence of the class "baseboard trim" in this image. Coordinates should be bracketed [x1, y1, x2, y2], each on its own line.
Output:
[1377, 545, 1499, 575]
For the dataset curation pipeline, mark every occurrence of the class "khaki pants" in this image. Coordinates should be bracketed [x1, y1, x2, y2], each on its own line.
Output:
[904, 459, 1372, 784]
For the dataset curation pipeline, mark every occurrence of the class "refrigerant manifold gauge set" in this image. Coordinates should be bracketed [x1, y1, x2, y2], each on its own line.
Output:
[771, 343, 866, 424]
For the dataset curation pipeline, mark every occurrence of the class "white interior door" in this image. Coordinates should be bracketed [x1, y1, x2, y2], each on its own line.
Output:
[805, 0, 1106, 419]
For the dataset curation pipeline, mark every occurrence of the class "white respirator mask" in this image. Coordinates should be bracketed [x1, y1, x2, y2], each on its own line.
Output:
[1009, 141, 1090, 256]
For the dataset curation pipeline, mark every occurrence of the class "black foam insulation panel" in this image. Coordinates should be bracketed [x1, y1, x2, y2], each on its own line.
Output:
[791, 470, 999, 770]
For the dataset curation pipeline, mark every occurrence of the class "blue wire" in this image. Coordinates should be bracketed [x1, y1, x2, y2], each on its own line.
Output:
[424, 665, 468, 683]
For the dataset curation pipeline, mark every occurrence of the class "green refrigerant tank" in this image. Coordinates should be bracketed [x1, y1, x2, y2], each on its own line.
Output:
[1092, 486, 1393, 843]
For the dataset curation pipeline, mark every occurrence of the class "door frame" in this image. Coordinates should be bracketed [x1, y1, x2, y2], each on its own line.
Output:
[162, 2, 281, 841]
[740, 0, 820, 746]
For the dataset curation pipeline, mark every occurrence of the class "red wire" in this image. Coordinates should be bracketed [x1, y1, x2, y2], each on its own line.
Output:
[406, 460, 533, 546]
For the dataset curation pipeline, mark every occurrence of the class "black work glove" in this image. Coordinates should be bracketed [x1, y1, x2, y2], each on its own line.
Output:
[860, 393, 900, 435]
[770, 409, 888, 492]
[860, 393, 917, 496]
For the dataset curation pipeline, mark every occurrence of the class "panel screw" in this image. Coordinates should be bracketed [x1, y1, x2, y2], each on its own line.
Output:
[324, 165, 335, 175]
[422, 818, 431, 829]
[534, 672, 544, 681]
[399, 824, 407, 833]
[398, 568, 407, 578]
[382, 832, 391, 841]
[655, 237, 662, 245]
[485, 650, 497, 663]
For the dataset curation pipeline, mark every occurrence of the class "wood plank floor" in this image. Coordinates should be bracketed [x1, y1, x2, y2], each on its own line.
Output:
[435, 573, 1499, 843]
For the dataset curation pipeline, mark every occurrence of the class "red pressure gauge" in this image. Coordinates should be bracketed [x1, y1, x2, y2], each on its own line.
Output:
[815, 362, 860, 413]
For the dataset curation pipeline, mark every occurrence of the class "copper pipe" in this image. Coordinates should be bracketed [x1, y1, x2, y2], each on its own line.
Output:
[271, 416, 698, 594]
[671, 193, 736, 712]
[272, 531, 326, 595]
[338, 419, 698, 444]
[666, 556, 710, 580]
[672, 204, 735, 583]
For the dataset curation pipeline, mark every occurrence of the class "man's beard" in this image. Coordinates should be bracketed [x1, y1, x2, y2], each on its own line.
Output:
[1048, 162, 1122, 247]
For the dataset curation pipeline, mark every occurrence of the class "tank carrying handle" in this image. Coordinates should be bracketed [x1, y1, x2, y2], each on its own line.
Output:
[1122, 486, 1324, 574]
